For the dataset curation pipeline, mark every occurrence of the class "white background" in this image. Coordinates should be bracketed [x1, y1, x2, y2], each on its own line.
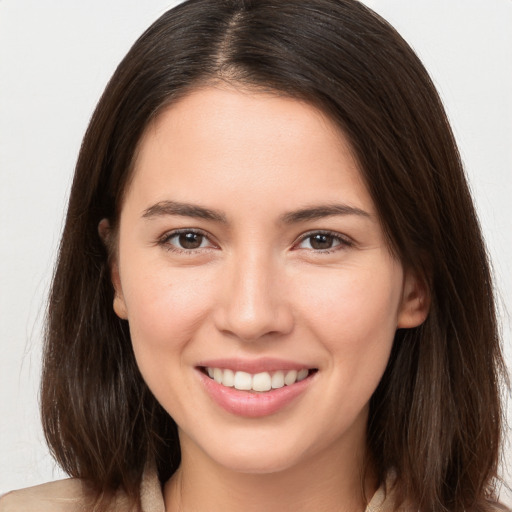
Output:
[1, 0, 511, 505]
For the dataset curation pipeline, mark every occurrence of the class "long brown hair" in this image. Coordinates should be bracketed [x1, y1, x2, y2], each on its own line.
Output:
[41, 1, 508, 510]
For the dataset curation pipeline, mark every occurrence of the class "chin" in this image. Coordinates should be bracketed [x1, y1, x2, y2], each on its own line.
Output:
[182, 427, 312, 475]
[210, 448, 304, 475]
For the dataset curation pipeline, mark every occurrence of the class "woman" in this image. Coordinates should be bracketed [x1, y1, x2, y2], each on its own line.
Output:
[0, 0, 508, 510]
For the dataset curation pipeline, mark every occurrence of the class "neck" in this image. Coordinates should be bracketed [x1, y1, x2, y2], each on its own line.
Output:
[164, 432, 376, 512]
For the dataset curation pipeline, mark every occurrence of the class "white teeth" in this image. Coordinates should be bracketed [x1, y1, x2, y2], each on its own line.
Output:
[252, 372, 272, 392]
[233, 371, 252, 390]
[205, 367, 311, 392]
[213, 367, 223, 384]
[222, 368, 235, 387]
[271, 370, 285, 389]
[297, 368, 308, 381]
[284, 369, 298, 386]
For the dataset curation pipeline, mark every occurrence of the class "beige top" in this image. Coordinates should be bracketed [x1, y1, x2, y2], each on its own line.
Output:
[0, 469, 398, 512]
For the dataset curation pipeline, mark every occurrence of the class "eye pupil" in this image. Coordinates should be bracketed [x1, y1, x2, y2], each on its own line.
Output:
[179, 232, 203, 249]
[310, 234, 334, 250]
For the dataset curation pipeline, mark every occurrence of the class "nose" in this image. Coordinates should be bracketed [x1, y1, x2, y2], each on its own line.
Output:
[213, 252, 294, 342]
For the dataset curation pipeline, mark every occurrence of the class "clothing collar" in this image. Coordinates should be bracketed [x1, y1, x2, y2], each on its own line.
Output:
[139, 467, 398, 512]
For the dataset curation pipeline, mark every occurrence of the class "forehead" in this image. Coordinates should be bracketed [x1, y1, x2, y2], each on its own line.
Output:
[126, 85, 374, 217]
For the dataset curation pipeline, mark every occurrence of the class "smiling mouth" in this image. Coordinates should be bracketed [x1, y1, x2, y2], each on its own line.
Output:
[200, 367, 318, 393]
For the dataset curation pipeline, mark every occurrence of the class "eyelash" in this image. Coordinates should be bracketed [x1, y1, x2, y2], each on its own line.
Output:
[158, 229, 216, 255]
[294, 230, 353, 254]
[157, 229, 353, 254]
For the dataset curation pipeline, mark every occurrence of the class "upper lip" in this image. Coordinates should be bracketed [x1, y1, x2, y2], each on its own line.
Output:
[196, 357, 316, 374]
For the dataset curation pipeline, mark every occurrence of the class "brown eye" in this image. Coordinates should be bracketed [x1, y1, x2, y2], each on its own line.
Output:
[309, 234, 335, 250]
[178, 232, 204, 249]
[296, 232, 348, 251]
[162, 230, 211, 251]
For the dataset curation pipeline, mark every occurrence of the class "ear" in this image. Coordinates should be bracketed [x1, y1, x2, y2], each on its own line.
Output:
[98, 218, 128, 320]
[397, 268, 430, 328]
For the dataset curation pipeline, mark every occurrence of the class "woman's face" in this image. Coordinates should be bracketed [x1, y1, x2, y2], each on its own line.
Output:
[110, 86, 426, 474]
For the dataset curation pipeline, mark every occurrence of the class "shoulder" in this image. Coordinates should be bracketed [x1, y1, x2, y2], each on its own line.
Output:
[0, 479, 90, 512]
[0, 477, 155, 512]
[0, 466, 164, 512]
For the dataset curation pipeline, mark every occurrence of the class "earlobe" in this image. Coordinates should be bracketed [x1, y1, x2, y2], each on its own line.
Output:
[98, 218, 111, 247]
[111, 260, 128, 320]
[98, 218, 128, 320]
[113, 284, 128, 320]
[397, 269, 430, 328]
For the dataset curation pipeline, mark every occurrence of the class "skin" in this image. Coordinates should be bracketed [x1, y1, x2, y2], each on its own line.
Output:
[106, 86, 428, 511]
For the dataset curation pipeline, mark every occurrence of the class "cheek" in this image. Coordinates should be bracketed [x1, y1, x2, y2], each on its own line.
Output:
[295, 261, 402, 362]
[121, 265, 215, 359]
[120, 267, 217, 414]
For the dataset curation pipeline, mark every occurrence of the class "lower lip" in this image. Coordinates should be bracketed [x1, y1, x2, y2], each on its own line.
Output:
[198, 370, 314, 418]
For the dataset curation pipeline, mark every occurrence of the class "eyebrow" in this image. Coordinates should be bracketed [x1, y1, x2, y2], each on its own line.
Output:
[142, 200, 371, 224]
[279, 204, 372, 224]
[142, 200, 227, 223]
